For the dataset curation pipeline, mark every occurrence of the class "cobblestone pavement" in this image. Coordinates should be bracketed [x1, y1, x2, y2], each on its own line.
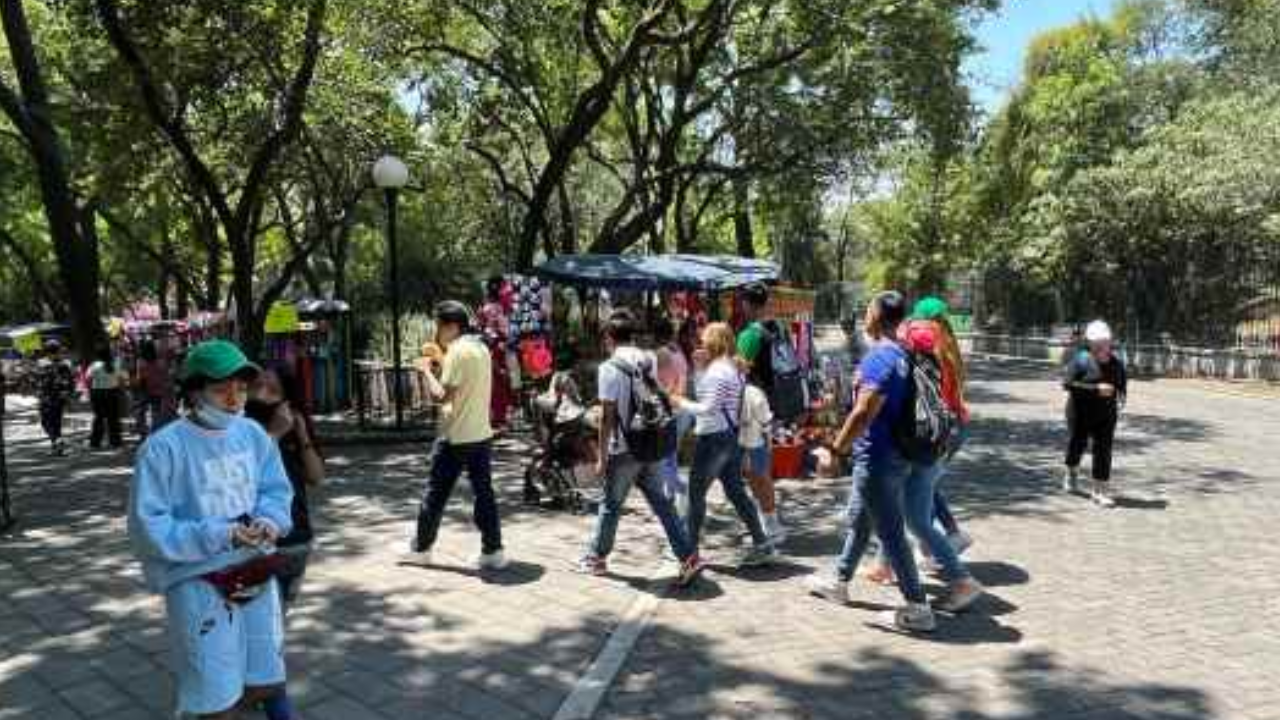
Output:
[1, 360, 1278, 720]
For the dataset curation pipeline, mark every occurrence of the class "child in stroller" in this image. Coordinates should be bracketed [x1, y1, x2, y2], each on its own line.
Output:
[524, 371, 597, 511]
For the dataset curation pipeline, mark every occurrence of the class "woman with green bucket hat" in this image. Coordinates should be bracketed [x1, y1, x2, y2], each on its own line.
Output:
[863, 296, 984, 613]
[129, 339, 299, 719]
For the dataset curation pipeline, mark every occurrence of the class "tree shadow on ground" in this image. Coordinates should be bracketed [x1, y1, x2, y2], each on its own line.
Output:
[602, 625, 1215, 720]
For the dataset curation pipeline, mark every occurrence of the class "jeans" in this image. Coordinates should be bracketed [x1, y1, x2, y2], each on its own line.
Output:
[39, 399, 66, 443]
[660, 411, 695, 499]
[903, 462, 969, 582]
[931, 425, 968, 533]
[133, 394, 173, 437]
[933, 492, 959, 534]
[588, 453, 693, 561]
[687, 430, 769, 551]
[834, 452, 926, 604]
[415, 439, 503, 554]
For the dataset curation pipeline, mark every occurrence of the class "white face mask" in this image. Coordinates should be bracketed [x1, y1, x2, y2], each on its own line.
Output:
[195, 397, 242, 430]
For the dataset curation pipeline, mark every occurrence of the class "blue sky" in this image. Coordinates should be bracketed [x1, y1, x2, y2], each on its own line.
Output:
[965, 0, 1121, 112]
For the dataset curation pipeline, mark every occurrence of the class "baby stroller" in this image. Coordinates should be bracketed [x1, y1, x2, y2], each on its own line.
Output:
[524, 372, 595, 512]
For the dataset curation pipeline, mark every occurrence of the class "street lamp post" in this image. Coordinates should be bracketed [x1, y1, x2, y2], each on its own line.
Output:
[372, 154, 410, 430]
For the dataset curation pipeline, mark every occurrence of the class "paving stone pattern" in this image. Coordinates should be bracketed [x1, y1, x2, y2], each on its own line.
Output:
[1, 361, 1278, 719]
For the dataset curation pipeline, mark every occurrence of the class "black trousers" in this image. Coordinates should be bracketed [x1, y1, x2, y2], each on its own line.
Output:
[1066, 403, 1117, 482]
[89, 388, 124, 448]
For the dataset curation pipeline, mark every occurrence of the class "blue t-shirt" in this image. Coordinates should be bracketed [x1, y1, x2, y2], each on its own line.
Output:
[853, 340, 910, 468]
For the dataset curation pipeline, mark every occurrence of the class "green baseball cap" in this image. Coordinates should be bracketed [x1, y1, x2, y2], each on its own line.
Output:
[179, 340, 261, 383]
[910, 296, 949, 321]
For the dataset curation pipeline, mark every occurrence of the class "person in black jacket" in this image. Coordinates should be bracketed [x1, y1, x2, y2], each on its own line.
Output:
[1062, 320, 1128, 507]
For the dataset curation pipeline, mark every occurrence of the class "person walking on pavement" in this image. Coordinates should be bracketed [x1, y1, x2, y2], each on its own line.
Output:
[404, 301, 509, 570]
[1063, 319, 1128, 508]
[133, 340, 176, 438]
[734, 283, 787, 539]
[894, 297, 983, 612]
[808, 291, 936, 633]
[575, 309, 704, 587]
[87, 346, 128, 449]
[35, 339, 75, 456]
[129, 339, 298, 720]
[672, 322, 778, 567]
[654, 316, 694, 516]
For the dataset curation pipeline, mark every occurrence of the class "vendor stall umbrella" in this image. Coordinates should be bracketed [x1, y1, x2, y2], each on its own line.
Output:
[373, 154, 410, 429]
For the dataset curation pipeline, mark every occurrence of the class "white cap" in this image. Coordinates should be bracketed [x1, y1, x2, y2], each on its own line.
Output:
[1084, 320, 1113, 343]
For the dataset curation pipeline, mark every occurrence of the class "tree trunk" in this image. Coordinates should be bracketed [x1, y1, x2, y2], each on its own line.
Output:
[733, 174, 753, 258]
[0, 0, 108, 359]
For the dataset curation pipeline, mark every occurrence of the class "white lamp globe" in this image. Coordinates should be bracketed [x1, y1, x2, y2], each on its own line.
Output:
[372, 155, 410, 189]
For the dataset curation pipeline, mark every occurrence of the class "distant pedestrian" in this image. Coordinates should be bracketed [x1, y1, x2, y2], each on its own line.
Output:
[1063, 320, 1127, 508]
[34, 339, 75, 456]
[87, 346, 128, 449]
[404, 301, 509, 571]
[133, 340, 176, 438]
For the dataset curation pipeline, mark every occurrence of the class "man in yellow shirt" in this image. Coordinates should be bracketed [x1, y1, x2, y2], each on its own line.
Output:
[405, 301, 508, 570]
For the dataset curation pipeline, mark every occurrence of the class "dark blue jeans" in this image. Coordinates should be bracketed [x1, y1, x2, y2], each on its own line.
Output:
[38, 399, 66, 443]
[834, 452, 926, 604]
[686, 430, 769, 551]
[415, 439, 503, 554]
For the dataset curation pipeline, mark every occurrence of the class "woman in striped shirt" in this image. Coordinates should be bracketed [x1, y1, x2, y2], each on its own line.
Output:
[672, 323, 778, 566]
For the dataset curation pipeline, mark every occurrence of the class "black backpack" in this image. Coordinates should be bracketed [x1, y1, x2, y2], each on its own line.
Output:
[892, 349, 958, 463]
[760, 321, 808, 422]
[610, 358, 676, 463]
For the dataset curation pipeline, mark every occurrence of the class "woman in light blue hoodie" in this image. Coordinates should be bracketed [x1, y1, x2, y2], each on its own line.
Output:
[129, 340, 295, 720]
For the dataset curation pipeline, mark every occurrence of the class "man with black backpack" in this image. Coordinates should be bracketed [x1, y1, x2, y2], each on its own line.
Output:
[735, 283, 804, 540]
[576, 309, 704, 587]
[808, 291, 937, 633]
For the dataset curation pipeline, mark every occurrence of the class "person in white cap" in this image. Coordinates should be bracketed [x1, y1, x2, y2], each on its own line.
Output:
[1062, 320, 1128, 507]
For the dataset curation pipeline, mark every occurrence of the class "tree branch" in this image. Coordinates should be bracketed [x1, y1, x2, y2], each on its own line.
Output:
[94, 0, 236, 230]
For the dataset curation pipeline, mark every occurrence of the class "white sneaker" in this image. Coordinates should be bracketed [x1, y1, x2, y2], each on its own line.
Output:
[807, 573, 850, 605]
[1063, 467, 1080, 494]
[947, 531, 974, 556]
[477, 550, 510, 570]
[401, 540, 434, 567]
[937, 578, 985, 613]
[881, 602, 936, 633]
[1092, 483, 1116, 508]
[763, 513, 789, 544]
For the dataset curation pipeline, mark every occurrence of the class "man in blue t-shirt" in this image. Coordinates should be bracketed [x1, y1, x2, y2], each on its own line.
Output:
[807, 291, 936, 633]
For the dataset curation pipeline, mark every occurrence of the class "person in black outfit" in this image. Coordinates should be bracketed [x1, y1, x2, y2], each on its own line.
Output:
[1062, 320, 1128, 507]
[246, 367, 325, 606]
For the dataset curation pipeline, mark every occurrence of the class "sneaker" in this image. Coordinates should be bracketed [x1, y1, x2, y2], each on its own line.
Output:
[478, 550, 510, 570]
[883, 602, 937, 633]
[937, 578, 985, 613]
[947, 531, 974, 556]
[738, 542, 779, 567]
[1062, 467, 1080, 494]
[674, 553, 706, 587]
[807, 573, 850, 605]
[1092, 483, 1116, 508]
[918, 553, 943, 577]
[574, 554, 608, 576]
[401, 540, 434, 567]
[764, 514, 789, 544]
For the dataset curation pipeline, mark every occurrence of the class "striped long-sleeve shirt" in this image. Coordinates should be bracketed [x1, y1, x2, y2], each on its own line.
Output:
[684, 358, 745, 436]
